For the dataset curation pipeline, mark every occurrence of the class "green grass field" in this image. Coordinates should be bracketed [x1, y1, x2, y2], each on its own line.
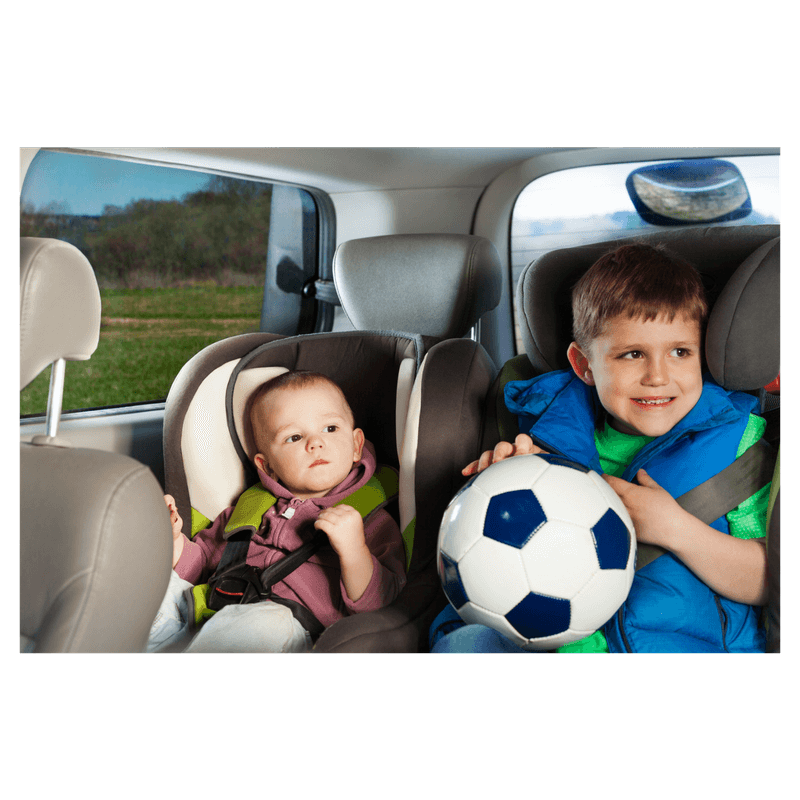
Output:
[21, 285, 263, 416]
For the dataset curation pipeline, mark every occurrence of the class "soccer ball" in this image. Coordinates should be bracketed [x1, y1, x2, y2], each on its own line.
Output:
[437, 453, 636, 651]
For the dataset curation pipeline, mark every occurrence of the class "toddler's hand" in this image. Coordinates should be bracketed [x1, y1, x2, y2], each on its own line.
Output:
[315, 504, 366, 560]
[164, 494, 183, 540]
[462, 434, 548, 476]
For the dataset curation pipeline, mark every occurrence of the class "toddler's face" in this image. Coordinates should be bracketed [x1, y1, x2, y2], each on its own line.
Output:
[252, 382, 364, 500]
[572, 313, 703, 438]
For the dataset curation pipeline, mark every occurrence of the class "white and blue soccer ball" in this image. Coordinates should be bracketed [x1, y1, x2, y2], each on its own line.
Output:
[437, 453, 637, 651]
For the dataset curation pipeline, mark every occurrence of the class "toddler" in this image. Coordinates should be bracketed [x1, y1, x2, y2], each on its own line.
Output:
[149, 370, 406, 652]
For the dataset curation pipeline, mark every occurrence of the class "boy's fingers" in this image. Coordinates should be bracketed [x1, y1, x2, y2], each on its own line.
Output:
[492, 441, 514, 462]
[462, 438, 540, 477]
[602, 473, 629, 495]
[514, 434, 536, 454]
[478, 449, 496, 471]
[635, 468, 660, 488]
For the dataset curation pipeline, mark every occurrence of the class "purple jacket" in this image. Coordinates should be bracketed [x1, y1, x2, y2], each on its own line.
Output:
[175, 443, 407, 628]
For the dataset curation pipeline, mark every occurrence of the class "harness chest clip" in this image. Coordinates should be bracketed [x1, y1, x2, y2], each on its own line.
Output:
[207, 564, 272, 612]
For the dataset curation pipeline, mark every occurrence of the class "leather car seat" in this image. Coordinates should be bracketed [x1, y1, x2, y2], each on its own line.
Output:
[20, 237, 173, 652]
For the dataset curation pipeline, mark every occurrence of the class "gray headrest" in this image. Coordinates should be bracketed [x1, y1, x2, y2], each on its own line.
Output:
[516, 225, 780, 378]
[20, 238, 101, 390]
[706, 237, 779, 390]
[333, 234, 502, 338]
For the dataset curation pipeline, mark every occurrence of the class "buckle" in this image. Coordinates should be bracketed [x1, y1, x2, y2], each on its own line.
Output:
[207, 565, 270, 612]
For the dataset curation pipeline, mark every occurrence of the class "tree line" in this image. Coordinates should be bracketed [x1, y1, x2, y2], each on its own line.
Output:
[20, 176, 272, 288]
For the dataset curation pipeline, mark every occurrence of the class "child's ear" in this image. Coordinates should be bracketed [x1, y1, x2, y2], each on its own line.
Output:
[567, 342, 595, 386]
[352, 428, 365, 462]
[254, 453, 270, 475]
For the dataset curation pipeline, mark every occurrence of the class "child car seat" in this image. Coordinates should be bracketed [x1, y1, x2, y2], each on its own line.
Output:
[162, 233, 502, 652]
[470, 224, 780, 648]
[20, 238, 173, 652]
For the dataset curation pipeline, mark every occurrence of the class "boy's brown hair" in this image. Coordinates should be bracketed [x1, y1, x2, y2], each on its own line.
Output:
[571, 243, 709, 350]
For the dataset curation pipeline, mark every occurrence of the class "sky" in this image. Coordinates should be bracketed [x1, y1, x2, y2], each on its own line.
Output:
[20, 150, 212, 216]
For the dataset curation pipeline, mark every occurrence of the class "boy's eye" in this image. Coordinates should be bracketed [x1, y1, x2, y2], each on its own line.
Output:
[324, 425, 338, 433]
[285, 434, 303, 443]
[620, 348, 694, 360]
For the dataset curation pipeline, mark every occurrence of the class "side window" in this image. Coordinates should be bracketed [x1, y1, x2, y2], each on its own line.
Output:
[20, 150, 323, 416]
[510, 155, 780, 353]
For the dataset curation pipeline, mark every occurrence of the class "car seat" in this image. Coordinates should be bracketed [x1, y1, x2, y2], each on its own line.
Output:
[20, 238, 173, 652]
[162, 233, 502, 652]
[472, 224, 780, 648]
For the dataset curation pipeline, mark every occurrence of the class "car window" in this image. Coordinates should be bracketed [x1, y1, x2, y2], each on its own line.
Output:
[20, 150, 320, 416]
[510, 155, 780, 353]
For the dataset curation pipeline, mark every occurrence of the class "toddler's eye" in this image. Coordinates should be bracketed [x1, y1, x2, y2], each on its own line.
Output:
[285, 434, 303, 443]
[324, 425, 339, 433]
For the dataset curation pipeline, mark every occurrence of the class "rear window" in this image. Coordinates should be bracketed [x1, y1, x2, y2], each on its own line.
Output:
[510, 154, 779, 352]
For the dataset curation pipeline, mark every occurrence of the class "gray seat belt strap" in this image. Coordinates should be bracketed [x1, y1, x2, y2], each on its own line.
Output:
[636, 439, 777, 570]
[676, 438, 777, 524]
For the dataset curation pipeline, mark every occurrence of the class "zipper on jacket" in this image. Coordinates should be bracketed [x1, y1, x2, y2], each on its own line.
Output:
[264, 497, 304, 551]
[617, 596, 732, 652]
[616, 607, 634, 653]
[713, 595, 730, 652]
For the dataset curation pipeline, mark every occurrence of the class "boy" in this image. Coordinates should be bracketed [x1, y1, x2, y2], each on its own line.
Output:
[431, 244, 769, 653]
[149, 371, 406, 652]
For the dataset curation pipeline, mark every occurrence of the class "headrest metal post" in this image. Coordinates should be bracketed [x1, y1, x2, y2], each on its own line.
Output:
[45, 358, 66, 440]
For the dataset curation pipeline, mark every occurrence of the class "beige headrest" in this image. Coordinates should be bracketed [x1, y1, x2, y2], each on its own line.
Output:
[20, 238, 101, 390]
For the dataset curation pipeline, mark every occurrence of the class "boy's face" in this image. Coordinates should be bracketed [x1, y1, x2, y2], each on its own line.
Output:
[568, 313, 703, 438]
[252, 381, 364, 500]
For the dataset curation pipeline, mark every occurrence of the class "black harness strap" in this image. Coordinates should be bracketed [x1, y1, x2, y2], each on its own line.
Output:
[206, 528, 328, 639]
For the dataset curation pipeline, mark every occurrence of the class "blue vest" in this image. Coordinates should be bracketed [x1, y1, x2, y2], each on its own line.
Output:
[505, 371, 766, 653]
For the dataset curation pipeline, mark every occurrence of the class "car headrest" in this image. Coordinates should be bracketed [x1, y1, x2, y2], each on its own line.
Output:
[705, 237, 779, 390]
[333, 233, 502, 338]
[515, 225, 780, 380]
[20, 237, 101, 390]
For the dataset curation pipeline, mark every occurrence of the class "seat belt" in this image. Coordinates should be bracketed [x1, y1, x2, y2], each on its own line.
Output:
[636, 439, 778, 570]
[677, 438, 777, 523]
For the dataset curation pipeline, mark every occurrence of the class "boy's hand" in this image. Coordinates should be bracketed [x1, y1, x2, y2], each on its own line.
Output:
[602, 469, 687, 549]
[462, 434, 549, 477]
[164, 494, 183, 540]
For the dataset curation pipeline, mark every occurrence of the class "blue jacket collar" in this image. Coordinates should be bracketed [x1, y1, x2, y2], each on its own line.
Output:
[504, 370, 758, 476]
